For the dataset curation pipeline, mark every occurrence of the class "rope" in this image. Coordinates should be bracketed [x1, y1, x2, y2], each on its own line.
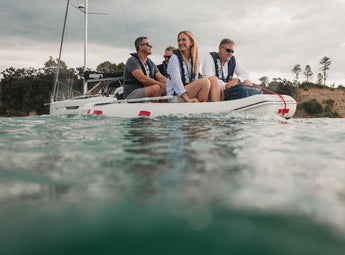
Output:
[252, 84, 288, 117]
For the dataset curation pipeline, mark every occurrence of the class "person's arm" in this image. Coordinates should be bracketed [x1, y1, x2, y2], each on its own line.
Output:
[225, 78, 241, 88]
[225, 59, 249, 88]
[202, 54, 215, 78]
[234, 58, 249, 83]
[131, 69, 166, 87]
[154, 71, 167, 84]
[224, 58, 242, 88]
[166, 55, 187, 96]
[126, 57, 164, 87]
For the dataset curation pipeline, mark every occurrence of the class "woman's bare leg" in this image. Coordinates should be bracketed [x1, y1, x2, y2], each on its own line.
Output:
[220, 86, 224, 101]
[208, 76, 224, 102]
[179, 78, 210, 102]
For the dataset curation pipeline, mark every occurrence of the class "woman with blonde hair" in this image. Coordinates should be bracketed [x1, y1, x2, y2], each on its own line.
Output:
[166, 30, 223, 102]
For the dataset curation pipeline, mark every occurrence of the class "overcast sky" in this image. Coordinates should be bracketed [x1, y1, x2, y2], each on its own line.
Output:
[1, 0, 345, 85]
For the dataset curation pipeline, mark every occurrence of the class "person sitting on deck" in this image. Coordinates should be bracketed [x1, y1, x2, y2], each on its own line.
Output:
[157, 46, 176, 77]
[202, 38, 253, 94]
[166, 30, 223, 102]
[123, 36, 167, 100]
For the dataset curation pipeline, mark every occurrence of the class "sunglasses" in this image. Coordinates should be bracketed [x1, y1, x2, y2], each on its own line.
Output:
[164, 55, 171, 59]
[140, 42, 152, 47]
[223, 46, 235, 54]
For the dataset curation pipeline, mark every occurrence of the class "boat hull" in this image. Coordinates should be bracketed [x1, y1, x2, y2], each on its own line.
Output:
[80, 94, 297, 119]
[50, 96, 115, 115]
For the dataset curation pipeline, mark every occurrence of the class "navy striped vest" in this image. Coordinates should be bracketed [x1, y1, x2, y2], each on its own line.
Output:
[172, 49, 196, 86]
[209, 52, 236, 82]
[130, 53, 155, 79]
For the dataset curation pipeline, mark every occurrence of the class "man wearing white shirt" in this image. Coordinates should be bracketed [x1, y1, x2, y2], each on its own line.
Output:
[202, 38, 252, 90]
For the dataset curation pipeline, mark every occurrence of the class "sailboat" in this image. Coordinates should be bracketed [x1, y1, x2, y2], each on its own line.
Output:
[50, 0, 297, 119]
[50, 0, 123, 115]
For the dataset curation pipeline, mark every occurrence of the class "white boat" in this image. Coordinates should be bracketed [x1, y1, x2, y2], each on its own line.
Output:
[80, 94, 296, 119]
[50, 0, 297, 119]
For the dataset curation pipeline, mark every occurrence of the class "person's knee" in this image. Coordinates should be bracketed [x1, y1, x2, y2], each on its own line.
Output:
[200, 77, 211, 89]
[146, 85, 161, 97]
[209, 77, 222, 91]
[153, 85, 161, 95]
[208, 76, 218, 84]
[160, 87, 166, 96]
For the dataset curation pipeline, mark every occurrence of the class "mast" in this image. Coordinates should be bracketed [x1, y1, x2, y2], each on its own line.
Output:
[51, 0, 70, 103]
[71, 0, 107, 96]
[70, 1, 89, 96]
[83, 0, 88, 96]
[81, 0, 108, 95]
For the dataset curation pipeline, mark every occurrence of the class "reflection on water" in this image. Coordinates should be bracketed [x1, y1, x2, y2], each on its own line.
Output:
[119, 117, 246, 205]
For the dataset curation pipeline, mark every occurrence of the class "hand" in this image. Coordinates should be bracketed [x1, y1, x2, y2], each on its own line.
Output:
[225, 79, 240, 89]
[181, 93, 199, 103]
[188, 98, 199, 103]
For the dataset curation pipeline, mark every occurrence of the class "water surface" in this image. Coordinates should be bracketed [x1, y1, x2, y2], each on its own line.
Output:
[1, 115, 345, 254]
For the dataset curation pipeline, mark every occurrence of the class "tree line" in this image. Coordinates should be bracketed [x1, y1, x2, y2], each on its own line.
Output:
[256, 56, 343, 118]
[290, 56, 332, 86]
[0, 56, 343, 117]
[0, 57, 125, 116]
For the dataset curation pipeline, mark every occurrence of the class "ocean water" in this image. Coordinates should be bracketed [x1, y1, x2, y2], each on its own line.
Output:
[1, 114, 345, 254]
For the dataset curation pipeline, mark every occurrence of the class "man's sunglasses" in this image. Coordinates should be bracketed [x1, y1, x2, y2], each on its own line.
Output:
[223, 47, 235, 54]
[140, 42, 152, 47]
[164, 55, 171, 59]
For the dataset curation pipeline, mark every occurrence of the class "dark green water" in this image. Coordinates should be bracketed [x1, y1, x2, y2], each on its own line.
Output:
[1, 115, 345, 254]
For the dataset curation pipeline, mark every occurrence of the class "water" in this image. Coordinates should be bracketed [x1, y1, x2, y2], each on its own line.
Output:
[1, 115, 345, 254]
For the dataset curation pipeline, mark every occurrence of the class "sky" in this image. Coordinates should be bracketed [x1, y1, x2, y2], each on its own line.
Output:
[1, 0, 345, 85]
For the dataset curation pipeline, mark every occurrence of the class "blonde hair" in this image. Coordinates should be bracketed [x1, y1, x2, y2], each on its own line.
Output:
[177, 30, 199, 75]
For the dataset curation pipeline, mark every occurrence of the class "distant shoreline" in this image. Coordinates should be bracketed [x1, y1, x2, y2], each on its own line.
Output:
[1, 87, 344, 118]
[293, 87, 345, 118]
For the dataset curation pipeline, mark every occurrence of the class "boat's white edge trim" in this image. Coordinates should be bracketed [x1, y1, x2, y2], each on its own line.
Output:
[94, 95, 176, 105]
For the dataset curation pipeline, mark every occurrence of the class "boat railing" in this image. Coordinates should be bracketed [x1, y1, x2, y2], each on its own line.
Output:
[84, 71, 124, 97]
[52, 70, 124, 102]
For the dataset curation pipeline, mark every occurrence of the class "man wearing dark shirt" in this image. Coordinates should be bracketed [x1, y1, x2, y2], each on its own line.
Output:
[123, 37, 167, 99]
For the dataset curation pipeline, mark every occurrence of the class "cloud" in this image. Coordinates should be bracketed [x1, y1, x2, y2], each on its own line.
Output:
[1, 0, 345, 84]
